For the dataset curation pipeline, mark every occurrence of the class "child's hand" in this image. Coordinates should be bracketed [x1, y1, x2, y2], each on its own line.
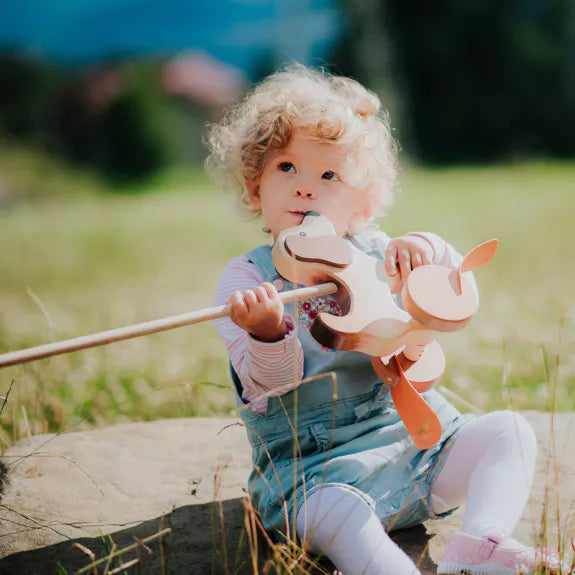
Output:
[229, 282, 288, 342]
[384, 235, 434, 283]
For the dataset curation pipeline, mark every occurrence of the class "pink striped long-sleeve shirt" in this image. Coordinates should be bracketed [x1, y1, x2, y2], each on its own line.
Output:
[213, 231, 474, 413]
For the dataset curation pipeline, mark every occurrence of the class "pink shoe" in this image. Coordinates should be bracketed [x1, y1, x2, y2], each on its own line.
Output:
[437, 532, 569, 575]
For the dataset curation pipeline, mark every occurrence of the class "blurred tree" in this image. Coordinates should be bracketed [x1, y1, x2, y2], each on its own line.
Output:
[0, 55, 64, 143]
[0, 56, 205, 184]
[334, 0, 575, 163]
[331, 0, 400, 121]
[51, 63, 173, 183]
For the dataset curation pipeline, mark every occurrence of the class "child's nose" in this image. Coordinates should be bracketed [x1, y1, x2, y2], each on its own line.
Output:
[294, 188, 316, 199]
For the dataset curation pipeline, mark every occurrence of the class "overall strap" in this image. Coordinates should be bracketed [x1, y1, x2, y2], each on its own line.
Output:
[243, 245, 281, 283]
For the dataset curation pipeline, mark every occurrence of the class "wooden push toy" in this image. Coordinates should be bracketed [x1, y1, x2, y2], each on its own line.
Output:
[273, 212, 498, 449]
[0, 212, 497, 450]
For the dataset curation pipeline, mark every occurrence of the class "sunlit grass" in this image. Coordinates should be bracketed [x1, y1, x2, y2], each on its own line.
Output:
[0, 158, 574, 573]
[0, 160, 574, 447]
[390, 161, 575, 414]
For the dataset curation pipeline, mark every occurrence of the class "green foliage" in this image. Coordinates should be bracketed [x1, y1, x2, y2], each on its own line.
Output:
[53, 62, 176, 184]
[0, 55, 209, 185]
[335, 0, 575, 163]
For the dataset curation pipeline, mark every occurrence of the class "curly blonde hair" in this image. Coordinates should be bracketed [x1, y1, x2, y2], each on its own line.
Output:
[204, 65, 398, 230]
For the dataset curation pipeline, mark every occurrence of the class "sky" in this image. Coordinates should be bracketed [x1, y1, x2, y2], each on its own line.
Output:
[0, 0, 343, 77]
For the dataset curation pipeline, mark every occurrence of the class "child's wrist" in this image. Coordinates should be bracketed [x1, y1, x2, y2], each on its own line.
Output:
[249, 320, 289, 343]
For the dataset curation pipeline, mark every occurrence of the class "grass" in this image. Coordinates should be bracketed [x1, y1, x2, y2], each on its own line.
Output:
[0, 185, 254, 441]
[1, 159, 573, 444]
[0, 156, 574, 573]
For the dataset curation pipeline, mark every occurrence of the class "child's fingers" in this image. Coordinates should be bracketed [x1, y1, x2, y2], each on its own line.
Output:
[242, 289, 259, 310]
[251, 286, 279, 315]
[261, 282, 283, 307]
[261, 282, 279, 299]
[229, 284, 282, 323]
[411, 251, 423, 269]
[421, 249, 433, 266]
[229, 290, 247, 310]
[259, 283, 284, 316]
[409, 237, 434, 266]
[397, 248, 412, 280]
[252, 285, 271, 304]
[384, 243, 399, 276]
[229, 290, 249, 324]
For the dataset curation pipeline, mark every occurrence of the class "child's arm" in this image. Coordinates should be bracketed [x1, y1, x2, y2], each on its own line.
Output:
[369, 231, 478, 296]
[213, 256, 304, 412]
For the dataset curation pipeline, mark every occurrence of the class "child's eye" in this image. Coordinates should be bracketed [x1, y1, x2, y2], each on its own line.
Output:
[322, 171, 340, 181]
[279, 162, 295, 173]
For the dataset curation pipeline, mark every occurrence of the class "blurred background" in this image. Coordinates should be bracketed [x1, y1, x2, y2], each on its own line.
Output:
[0, 1, 574, 441]
[1, 0, 574, 183]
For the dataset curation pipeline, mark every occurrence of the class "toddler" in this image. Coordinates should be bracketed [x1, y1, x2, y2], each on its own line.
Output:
[207, 66, 565, 574]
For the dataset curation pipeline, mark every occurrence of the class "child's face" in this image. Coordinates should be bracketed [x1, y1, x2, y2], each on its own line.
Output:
[246, 129, 373, 239]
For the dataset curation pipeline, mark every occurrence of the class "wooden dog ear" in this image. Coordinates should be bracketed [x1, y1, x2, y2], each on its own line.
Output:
[461, 239, 498, 273]
[284, 234, 354, 268]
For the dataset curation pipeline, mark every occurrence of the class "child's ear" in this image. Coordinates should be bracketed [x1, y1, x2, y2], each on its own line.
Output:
[245, 178, 261, 211]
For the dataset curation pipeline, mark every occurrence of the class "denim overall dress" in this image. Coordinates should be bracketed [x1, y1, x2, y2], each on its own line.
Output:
[231, 235, 473, 540]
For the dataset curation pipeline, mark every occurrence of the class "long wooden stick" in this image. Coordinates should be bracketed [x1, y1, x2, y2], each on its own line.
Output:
[0, 283, 338, 368]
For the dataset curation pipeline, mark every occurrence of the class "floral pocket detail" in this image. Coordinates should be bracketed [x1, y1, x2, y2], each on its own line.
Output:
[297, 296, 342, 352]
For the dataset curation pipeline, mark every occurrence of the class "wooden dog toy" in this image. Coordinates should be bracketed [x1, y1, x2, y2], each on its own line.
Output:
[273, 212, 498, 449]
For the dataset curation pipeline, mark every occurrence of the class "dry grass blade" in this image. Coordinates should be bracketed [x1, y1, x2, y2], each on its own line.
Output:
[26, 286, 55, 341]
[107, 557, 139, 574]
[0, 380, 14, 418]
[131, 536, 152, 555]
[72, 527, 171, 575]
[73, 542, 97, 575]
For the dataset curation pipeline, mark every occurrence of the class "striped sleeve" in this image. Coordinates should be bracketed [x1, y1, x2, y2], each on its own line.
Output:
[213, 255, 304, 413]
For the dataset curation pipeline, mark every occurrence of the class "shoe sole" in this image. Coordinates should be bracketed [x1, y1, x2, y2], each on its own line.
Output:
[437, 560, 528, 575]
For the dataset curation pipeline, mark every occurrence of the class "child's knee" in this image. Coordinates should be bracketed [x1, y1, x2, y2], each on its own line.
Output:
[298, 484, 373, 525]
[488, 410, 536, 450]
[296, 484, 375, 549]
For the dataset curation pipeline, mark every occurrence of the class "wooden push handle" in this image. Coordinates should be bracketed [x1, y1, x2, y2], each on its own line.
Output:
[0, 283, 337, 368]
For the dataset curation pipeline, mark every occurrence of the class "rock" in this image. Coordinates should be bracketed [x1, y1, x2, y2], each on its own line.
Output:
[0, 418, 252, 575]
[0, 412, 573, 574]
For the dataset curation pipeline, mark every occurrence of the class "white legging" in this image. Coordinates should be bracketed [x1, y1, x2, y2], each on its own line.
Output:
[295, 410, 537, 575]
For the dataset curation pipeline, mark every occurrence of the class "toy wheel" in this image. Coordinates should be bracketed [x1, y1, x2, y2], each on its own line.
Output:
[402, 266, 477, 332]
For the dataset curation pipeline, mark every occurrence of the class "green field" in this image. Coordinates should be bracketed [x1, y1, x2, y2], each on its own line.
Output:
[1, 161, 574, 447]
